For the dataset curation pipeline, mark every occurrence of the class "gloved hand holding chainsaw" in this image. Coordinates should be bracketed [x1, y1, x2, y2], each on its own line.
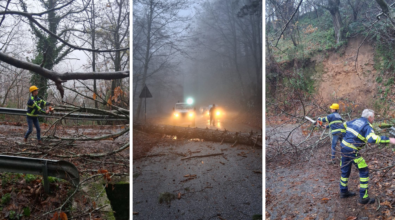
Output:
[306, 103, 346, 163]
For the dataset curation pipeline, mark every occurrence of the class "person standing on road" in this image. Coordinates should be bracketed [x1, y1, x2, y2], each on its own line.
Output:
[24, 86, 52, 145]
[209, 104, 216, 126]
[339, 109, 395, 204]
[317, 103, 346, 164]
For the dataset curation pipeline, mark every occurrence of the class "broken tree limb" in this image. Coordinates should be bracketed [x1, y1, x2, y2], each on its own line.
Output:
[55, 142, 129, 158]
[133, 124, 260, 146]
[181, 153, 224, 160]
[46, 128, 129, 141]
[0, 52, 129, 97]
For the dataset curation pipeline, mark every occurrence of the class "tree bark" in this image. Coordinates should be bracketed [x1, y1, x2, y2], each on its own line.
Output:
[133, 124, 261, 147]
[323, 0, 343, 44]
[91, 0, 98, 109]
[331, 8, 343, 44]
[0, 51, 129, 98]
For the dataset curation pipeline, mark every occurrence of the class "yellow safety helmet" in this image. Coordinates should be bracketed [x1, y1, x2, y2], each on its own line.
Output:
[29, 86, 38, 93]
[330, 103, 339, 110]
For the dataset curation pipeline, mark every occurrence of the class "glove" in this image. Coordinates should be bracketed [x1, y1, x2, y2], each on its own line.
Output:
[390, 138, 395, 145]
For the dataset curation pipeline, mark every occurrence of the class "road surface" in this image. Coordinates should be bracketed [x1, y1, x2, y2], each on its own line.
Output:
[150, 112, 260, 134]
[133, 139, 262, 220]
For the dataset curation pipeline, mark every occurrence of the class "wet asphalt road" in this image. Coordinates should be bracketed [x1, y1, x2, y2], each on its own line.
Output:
[133, 139, 262, 220]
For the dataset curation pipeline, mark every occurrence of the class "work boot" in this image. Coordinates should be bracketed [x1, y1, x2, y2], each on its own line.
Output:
[359, 197, 375, 204]
[23, 138, 27, 143]
[37, 140, 43, 145]
[340, 191, 356, 198]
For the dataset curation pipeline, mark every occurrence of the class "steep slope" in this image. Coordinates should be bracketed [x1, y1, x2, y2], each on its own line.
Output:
[316, 37, 377, 106]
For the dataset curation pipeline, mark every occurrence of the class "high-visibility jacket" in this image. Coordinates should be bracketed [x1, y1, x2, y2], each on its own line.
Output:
[341, 117, 389, 151]
[26, 96, 49, 117]
[318, 111, 345, 135]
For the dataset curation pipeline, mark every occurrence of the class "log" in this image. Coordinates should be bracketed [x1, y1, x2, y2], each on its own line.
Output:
[133, 123, 259, 146]
[181, 153, 224, 160]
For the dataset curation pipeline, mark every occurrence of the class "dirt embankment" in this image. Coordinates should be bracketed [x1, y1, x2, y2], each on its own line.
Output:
[315, 37, 377, 106]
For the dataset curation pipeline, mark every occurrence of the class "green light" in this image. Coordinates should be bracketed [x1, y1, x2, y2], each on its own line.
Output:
[186, 98, 193, 105]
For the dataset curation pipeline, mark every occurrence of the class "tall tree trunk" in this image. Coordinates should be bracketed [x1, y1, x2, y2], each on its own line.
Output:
[331, 9, 343, 44]
[111, 2, 123, 98]
[324, 0, 343, 44]
[91, 0, 98, 109]
[135, 0, 153, 121]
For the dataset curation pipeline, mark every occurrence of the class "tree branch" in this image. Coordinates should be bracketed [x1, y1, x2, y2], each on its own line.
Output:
[0, 10, 129, 52]
[0, 52, 129, 97]
[275, 0, 303, 47]
[0, 0, 11, 28]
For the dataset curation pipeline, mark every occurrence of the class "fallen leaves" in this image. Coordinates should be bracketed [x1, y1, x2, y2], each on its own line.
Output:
[384, 209, 391, 217]
[321, 198, 330, 203]
[51, 212, 68, 220]
[181, 174, 197, 183]
[177, 192, 181, 199]
[381, 200, 393, 208]
[98, 169, 111, 181]
[237, 151, 247, 157]
[345, 217, 357, 220]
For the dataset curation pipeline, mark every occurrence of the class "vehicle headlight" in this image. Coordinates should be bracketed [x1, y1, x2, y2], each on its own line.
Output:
[216, 111, 220, 116]
[189, 113, 193, 117]
[174, 113, 179, 117]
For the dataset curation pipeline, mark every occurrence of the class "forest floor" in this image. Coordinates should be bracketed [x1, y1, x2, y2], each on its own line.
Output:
[266, 123, 395, 220]
[0, 123, 129, 220]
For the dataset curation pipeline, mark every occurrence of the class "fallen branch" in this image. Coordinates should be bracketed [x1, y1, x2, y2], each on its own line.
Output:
[0, 52, 129, 97]
[145, 153, 167, 158]
[134, 124, 259, 146]
[55, 142, 129, 158]
[181, 153, 224, 160]
[47, 128, 129, 141]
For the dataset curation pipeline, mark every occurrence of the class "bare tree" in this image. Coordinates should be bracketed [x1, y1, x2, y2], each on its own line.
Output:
[95, 0, 130, 98]
[0, 0, 129, 98]
[133, 0, 190, 121]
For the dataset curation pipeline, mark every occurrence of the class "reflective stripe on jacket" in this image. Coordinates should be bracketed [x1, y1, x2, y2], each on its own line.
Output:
[318, 112, 345, 134]
[26, 96, 47, 117]
[341, 117, 390, 151]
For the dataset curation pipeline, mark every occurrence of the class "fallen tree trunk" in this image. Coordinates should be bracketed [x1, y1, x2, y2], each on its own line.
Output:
[133, 124, 261, 147]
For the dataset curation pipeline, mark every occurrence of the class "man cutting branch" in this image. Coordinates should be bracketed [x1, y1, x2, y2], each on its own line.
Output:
[317, 103, 346, 163]
[24, 86, 52, 145]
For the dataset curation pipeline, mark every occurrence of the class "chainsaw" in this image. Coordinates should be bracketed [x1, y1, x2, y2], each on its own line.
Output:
[376, 123, 395, 137]
[48, 106, 55, 114]
[305, 116, 323, 127]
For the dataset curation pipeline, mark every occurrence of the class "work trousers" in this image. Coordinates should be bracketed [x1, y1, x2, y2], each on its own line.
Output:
[25, 116, 41, 140]
[340, 147, 369, 198]
[331, 133, 342, 159]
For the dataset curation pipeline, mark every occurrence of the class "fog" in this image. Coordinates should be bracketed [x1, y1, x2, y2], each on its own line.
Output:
[133, 0, 262, 121]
